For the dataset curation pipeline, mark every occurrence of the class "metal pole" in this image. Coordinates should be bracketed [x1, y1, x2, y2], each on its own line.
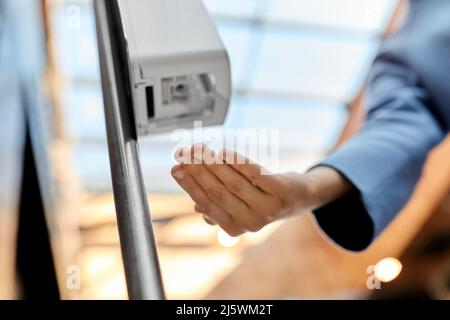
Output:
[93, 0, 165, 300]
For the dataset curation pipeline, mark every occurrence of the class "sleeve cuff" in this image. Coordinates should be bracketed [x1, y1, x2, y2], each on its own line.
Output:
[312, 169, 375, 251]
[310, 162, 396, 252]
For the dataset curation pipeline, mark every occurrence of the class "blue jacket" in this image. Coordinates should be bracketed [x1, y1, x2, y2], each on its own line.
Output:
[314, 0, 450, 251]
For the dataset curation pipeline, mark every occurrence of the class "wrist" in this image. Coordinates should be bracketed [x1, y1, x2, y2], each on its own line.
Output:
[281, 166, 354, 214]
[280, 172, 317, 213]
[304, 166, 355, 210]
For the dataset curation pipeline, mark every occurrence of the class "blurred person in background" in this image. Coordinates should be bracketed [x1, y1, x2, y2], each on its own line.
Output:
[171, 0, 450, 251]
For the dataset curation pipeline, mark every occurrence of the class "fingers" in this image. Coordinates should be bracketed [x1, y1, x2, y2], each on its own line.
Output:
[195, 204, 217, 225]
[202, 215, 217, 226]
[197, 145, 268, 207]
[176, 147, 265, 232]
[171, 165, 244, 236]
[218, 149, 288, 195]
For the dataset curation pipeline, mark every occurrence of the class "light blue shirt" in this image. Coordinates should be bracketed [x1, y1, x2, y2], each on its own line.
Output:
[313, 0, 450, 251]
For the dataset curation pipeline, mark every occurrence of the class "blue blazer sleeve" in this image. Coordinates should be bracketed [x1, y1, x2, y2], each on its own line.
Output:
[312, 0, 450, 251]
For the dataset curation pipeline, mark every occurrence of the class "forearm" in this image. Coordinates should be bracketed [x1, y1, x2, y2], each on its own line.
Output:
[304, 166, 355, 210]
[284, 166, 355, 214]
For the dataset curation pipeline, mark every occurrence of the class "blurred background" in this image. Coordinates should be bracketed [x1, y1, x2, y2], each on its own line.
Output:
[1, 0, 449, 300]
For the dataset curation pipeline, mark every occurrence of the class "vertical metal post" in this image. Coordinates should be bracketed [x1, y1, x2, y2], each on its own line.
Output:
[94, 0, 165, 300]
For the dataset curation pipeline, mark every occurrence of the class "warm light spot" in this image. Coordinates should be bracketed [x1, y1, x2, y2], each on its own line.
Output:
[374, 257, 403, 283]
[97, 274, 127, 300]
[217, 229, 240, 248]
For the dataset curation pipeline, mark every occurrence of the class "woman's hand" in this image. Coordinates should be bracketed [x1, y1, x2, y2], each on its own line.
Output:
[171, 144, 352, 236]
